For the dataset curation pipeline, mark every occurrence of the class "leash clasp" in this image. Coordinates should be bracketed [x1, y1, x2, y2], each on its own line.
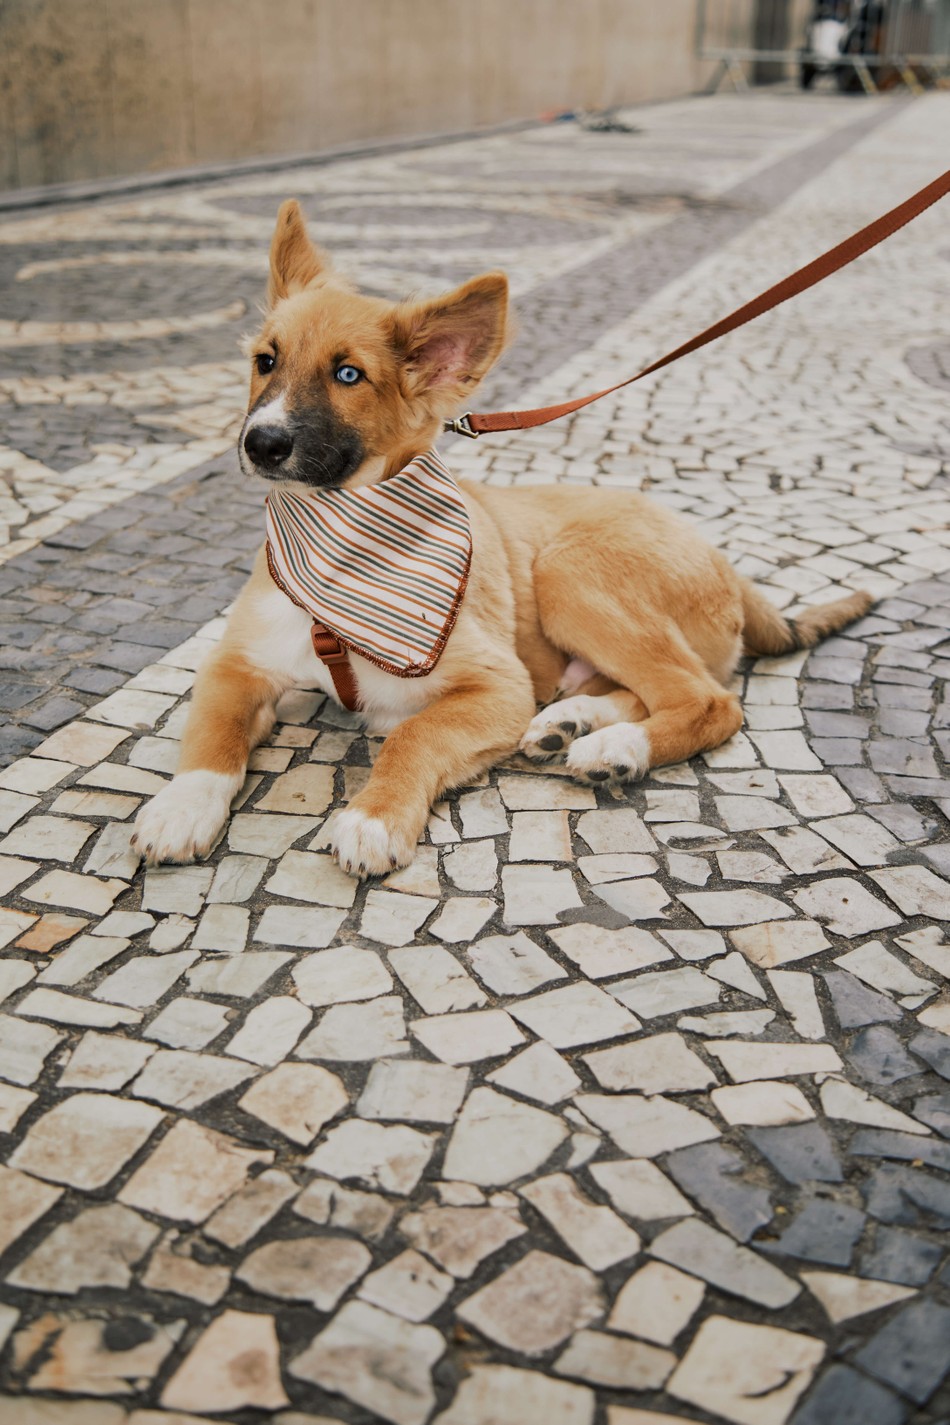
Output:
[443, 412, 479, 439]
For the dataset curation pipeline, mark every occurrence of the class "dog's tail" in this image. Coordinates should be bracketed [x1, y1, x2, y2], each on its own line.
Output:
[740, 579, 873, 657]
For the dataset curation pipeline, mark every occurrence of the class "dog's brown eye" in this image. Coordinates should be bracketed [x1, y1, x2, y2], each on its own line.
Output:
[256, 353, 276, 376]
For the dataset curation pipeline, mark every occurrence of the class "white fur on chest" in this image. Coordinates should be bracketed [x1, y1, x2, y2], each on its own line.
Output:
[243, 587, 449, 734]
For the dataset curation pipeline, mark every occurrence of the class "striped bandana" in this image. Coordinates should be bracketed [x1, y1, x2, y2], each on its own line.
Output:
[265, 450, 472, 677]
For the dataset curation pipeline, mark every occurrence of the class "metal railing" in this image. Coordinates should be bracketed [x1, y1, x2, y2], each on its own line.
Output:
[696, 0, 950, 93]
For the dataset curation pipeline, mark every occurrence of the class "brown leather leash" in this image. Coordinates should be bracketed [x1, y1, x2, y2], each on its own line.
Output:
[446, 167, 950, 440]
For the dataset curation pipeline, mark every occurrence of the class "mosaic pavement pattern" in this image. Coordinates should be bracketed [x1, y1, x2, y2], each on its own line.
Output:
[0, 88, 949, 1425]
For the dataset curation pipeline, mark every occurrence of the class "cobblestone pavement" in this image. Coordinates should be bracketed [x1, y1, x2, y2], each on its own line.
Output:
[1, 88, 949, 1425]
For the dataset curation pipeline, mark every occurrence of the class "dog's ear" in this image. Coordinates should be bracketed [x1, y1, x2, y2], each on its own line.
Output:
[391, 273, 509, 402]
[268, 200, 329, 306]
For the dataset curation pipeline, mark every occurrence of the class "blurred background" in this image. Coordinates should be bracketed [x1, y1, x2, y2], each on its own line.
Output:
[1, 0, 948, 196]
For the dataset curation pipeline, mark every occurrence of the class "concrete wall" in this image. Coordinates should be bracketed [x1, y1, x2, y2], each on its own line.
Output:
[0, 0, 735, 193]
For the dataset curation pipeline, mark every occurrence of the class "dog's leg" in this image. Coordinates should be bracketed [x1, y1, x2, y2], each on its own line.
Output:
[535, 569, 743, 786]
[565, 680, 742, 785]
[331, 670, 534, 877]
[520, 687, 648, 762]
[565, 645, 741, 786]
[132, 653, 281, 864]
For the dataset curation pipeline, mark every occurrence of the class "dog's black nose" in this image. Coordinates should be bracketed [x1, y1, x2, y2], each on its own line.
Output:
[244, 424, 294, 469]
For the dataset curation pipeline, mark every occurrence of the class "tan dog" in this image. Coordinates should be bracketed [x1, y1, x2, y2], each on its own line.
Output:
[132, 201, 871, 878]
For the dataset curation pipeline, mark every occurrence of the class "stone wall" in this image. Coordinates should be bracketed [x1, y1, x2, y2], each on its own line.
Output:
[0, 0, 736, 192]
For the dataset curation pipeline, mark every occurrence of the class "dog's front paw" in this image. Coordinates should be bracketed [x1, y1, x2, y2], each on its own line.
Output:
[132, 770, 241, 865]
[519, 695, 598, 762]
[330, 805, 418, 879]
[566, 724, 651, 786]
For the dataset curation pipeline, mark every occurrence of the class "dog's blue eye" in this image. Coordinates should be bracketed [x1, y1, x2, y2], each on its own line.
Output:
[256, 353, 275, 376]
[335, 365, 363, 385]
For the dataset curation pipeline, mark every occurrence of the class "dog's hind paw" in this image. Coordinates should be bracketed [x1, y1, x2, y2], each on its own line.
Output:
[566, 723, 651, 786]
[330, 805, 417, 879]
[131, 770, 240, 865]
[519, 695, 599, 762]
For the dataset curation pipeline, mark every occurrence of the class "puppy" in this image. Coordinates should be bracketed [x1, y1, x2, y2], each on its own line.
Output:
[132, 200, 871, 878]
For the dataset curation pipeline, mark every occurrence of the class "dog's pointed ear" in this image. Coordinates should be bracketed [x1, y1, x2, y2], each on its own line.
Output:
[390, 273, 509, 402]
[268, 199, 329, 306]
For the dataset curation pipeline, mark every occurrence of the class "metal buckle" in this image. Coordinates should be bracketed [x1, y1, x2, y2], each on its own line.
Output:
[442, 412, 479, 439]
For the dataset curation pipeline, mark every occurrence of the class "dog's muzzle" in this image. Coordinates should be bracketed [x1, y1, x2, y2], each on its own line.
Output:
[243, 423, 294, 472]
[240, 400, 365, 488]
